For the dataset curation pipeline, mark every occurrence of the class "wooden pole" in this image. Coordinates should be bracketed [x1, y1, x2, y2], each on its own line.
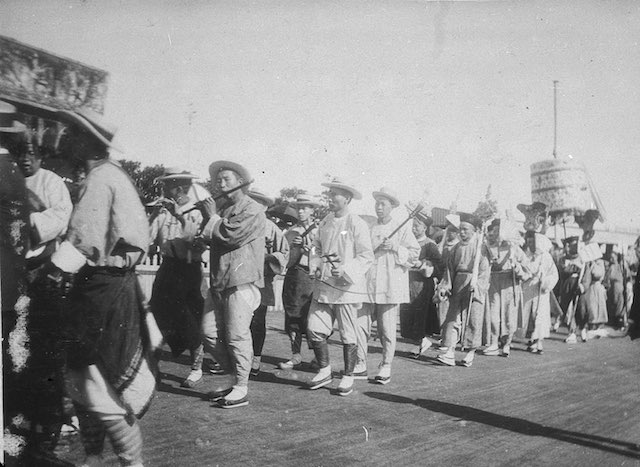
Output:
[553, 80, 559, 159]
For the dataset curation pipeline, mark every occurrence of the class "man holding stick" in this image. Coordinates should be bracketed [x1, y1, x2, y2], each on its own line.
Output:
[356, 187, 420, 384]
[436, 214, 490, 367]
[306, 178, 373, 396]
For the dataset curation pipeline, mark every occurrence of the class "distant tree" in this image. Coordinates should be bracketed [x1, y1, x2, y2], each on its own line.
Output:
[473, 184, 498, 222]
[118, 159, 165, 204]
[276, 186, 306, 205]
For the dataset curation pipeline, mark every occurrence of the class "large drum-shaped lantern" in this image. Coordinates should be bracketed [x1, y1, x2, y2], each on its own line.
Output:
[530, 159, 591, 220]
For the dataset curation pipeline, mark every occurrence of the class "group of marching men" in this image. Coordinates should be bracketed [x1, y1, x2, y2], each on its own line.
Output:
[1, 99, 639, 466]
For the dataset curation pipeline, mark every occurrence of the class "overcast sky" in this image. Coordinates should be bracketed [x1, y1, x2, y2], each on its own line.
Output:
[2, 0, 639, 228]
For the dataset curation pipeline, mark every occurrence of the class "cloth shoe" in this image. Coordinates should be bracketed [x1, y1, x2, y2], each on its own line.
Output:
[352, 362, 368, 380]
[482, 345, 500, 356]
[564, 333, 577, 343]
[337, 375, 354, 396]
[208, 387, 233, 402]
[181, 369, 203, 388]
[580, 328, 588, 342]
[219, 386, 248, 409]
[436, 351, 455, 366]
[373, 366, 391, 385]
[501, 344, 511, 357]
[460, 350, 475, 367]
[308, 365, 332, 390]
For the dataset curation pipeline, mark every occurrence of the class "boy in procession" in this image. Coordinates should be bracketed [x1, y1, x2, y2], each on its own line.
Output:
[280, 194, 321, 369]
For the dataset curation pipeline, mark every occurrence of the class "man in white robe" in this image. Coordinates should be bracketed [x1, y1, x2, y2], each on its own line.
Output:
[306, 178, 373, 396]
[355, 187, 419, 384]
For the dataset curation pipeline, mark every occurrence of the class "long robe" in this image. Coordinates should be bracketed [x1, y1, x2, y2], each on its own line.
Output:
[485, 241, 529, 344]
[577, 259, 608, 326]
[365, 215, 420, 305]
[309, 211, 373, 304]
[400, 236, 444, 339]
[604, 262, 625, 325]
[520, 249, 559, 340]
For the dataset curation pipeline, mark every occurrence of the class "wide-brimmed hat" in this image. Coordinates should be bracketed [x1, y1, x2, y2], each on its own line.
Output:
[156, 166, 199, 183]
[248, 188, 275, 207]
[291, 193, 321, 208]
[372, 186, 400, 208]
[321, 177, 362, 200]
[0, 101, 26, 133]
[268, 204, 299, 225]
[56, 108, 121, 152]
[209, 160, 252, 192]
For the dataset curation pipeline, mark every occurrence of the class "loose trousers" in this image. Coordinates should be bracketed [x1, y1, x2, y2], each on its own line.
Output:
[356, 303, 399, 369]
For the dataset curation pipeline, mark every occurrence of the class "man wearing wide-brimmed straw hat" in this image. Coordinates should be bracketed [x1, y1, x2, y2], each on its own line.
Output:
[246, 188, 289, 377]
[306, 177, 373, 396]
[355, 187, 420, 385]
[198, 160, 265, 408]
[149, 167, 210, 388]
[50, 108, 154, 467]
[279, 193, 321, 370]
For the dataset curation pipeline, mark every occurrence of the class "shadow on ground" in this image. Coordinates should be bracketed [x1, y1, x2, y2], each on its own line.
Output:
[364, 391, 640, 459]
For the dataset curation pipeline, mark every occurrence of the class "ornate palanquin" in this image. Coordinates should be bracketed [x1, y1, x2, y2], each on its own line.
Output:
[0, 35, 110, 180]
[0, 35, 108, 115]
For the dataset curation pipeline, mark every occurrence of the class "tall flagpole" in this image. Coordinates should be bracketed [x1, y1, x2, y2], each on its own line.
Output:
[553, 80, 558, 159]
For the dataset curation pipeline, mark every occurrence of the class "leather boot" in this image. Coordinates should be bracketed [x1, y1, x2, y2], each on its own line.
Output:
[312, 340, 330, 369]
[308, 340, 332, 390]
[342, 343, 357, 376]
[338, 344, 357, 396]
